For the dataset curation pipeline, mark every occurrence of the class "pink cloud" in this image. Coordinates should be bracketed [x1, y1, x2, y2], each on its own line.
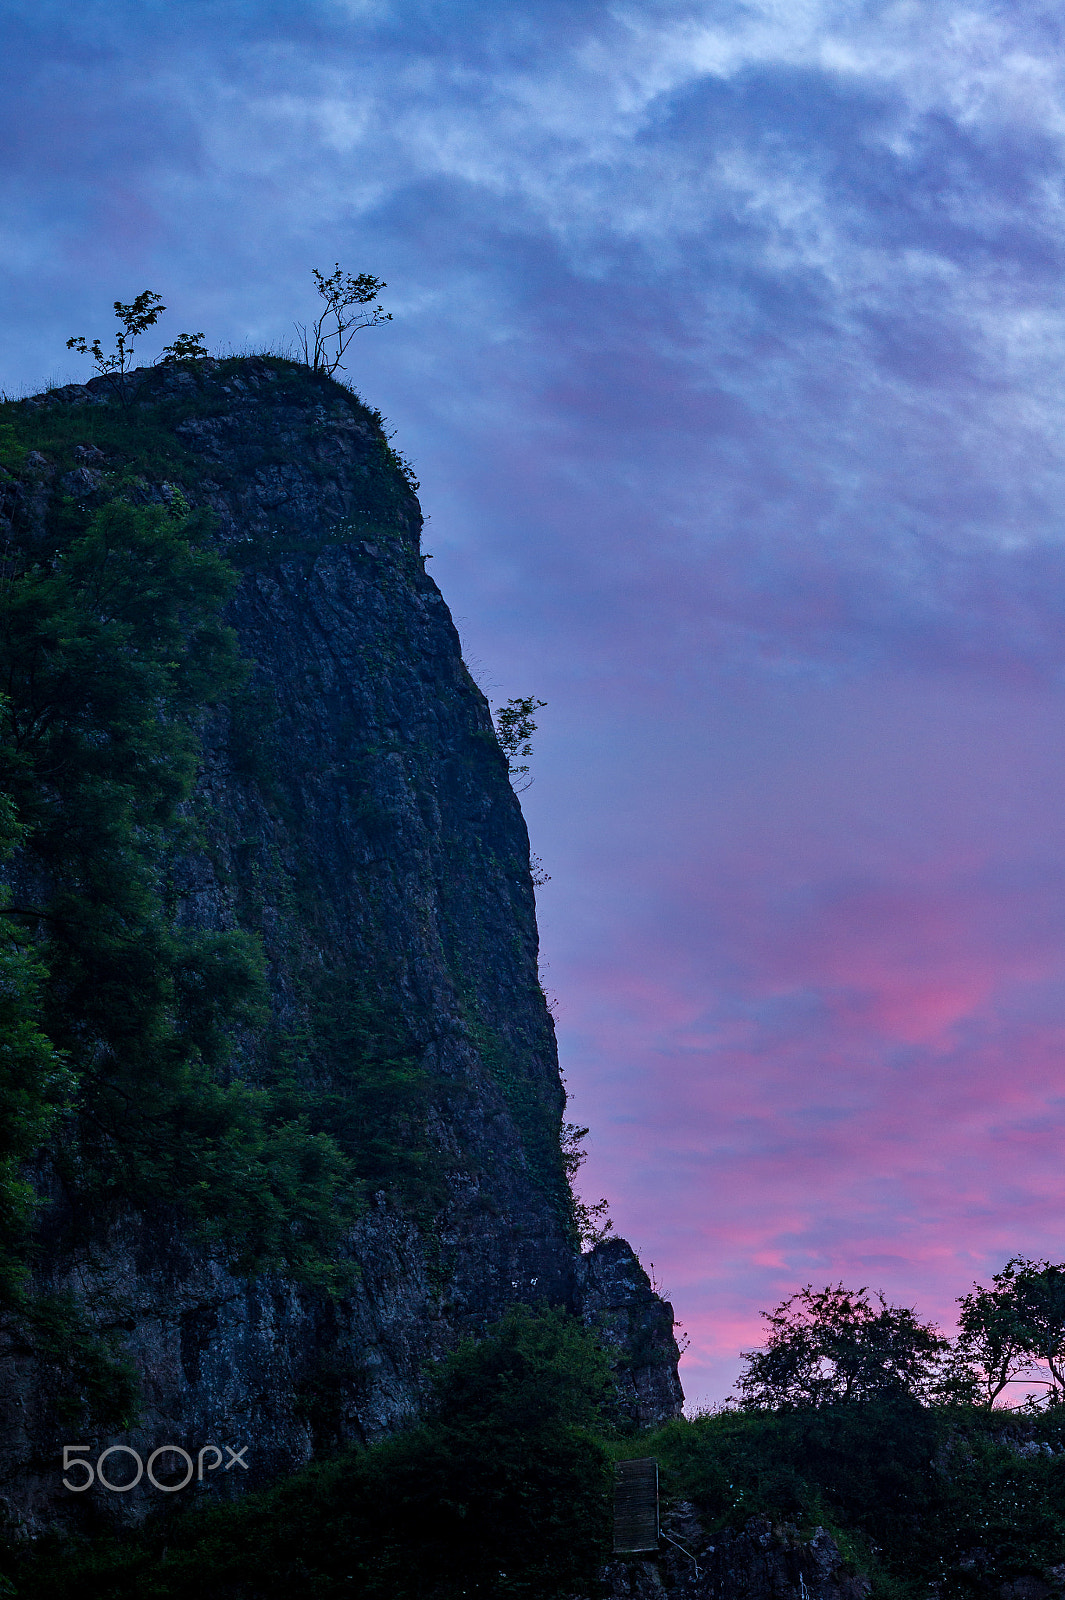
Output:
[543, 674, 1065, 1405]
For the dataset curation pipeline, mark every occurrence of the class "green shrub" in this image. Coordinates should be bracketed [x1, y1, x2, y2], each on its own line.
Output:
[12, 1306, 614, 1600]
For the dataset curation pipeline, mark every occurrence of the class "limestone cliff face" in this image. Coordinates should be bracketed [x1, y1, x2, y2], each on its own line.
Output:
[0, 358, 681, 1531]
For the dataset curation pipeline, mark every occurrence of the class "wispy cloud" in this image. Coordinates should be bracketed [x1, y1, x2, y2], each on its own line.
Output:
[4, 0, 1065, 1403]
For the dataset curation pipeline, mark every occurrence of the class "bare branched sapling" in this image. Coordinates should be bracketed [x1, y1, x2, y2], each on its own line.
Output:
[295, 266, 392, 375]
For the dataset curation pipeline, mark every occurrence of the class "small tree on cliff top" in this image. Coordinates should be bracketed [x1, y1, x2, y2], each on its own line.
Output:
[67, 291, 207, 393]
[67, 290, 166, 378]
[295, 265, 391, 375]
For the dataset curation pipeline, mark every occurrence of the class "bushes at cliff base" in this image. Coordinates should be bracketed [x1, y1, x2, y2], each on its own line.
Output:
[11, 1305, 615, 1600]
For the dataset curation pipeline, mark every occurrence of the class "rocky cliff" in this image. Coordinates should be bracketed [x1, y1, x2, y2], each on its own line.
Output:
[0, 357, 681, 1533]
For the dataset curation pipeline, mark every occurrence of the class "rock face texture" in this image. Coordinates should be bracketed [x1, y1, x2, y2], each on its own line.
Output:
[595, 1509, 870, 1600]
[576, 1239, 685, 1426]
[0, 358, 682, 1532]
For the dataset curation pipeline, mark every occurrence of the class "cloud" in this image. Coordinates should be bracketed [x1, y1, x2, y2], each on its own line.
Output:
[544, 672, 1065, 1401]
[6, 0, 1065, 1404]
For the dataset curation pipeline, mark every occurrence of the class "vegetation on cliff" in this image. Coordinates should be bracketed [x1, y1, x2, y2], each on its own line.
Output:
[0, 474, 370, 1433]
[627, 1270, 1065, 1598]
[0, 357, 579, 1438]
[654, 1272, 1065, 1595]
[636, 1398, 1065, 1600]
[10, 1295, 1065, 1598]
[13, 1304, 616, 1600]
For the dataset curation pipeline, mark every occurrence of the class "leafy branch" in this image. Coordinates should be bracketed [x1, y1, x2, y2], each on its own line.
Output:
[561, 1122, 615, 1249]
[67, 290, 166, 378]
[66, 291, 208, 398]
[494, 695, 547, 793]
[158, 331, 209, 363]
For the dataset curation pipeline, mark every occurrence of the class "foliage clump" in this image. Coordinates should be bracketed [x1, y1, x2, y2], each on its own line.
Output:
[0, 495, 356, 1285]
[634, 1398, 1065, 1600]
[735, 1266, 1065, 1414]
[957, 1256, 1065, 1405]
[707, 1270, 1065, 1595]
[66, 290, 207, 394]
[493, 695, 546, 793]
[734, 1282, 949, 1410]
[561, 1121, 615, 1248]
[12, 1305, 615, 1600]
[0, 435, 381, 1430]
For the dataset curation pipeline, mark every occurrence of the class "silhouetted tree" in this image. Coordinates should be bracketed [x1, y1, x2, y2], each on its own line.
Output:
[158, 330, 209, 362]
[67, 292, 208, 392]
[561, 1122, 614, 1248]
[294, 265, 391, 375]
[736, 1283, 948, 1409]
[67, 289, 166, 378]
[494, 695, 547, 792]
[957, 1257, 1065, 1406]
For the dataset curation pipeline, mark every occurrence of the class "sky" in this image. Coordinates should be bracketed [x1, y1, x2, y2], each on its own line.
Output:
[4, 0, 1065, 1407]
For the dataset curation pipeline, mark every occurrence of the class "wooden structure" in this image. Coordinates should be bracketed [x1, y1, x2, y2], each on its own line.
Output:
[613, 1457, 659, 1553]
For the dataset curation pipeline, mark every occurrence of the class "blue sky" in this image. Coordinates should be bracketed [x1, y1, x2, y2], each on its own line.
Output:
[5, 0, 1065, 1404]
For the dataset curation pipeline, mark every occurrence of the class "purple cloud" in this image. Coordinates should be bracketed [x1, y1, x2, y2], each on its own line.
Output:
[5, 0, 1065, 1404]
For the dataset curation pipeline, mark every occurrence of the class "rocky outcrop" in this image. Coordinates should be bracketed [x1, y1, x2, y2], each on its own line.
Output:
[576, 1238, 685, 1426]
[595, 1510, 870, 1600]
[0, 358, 682, 1532]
